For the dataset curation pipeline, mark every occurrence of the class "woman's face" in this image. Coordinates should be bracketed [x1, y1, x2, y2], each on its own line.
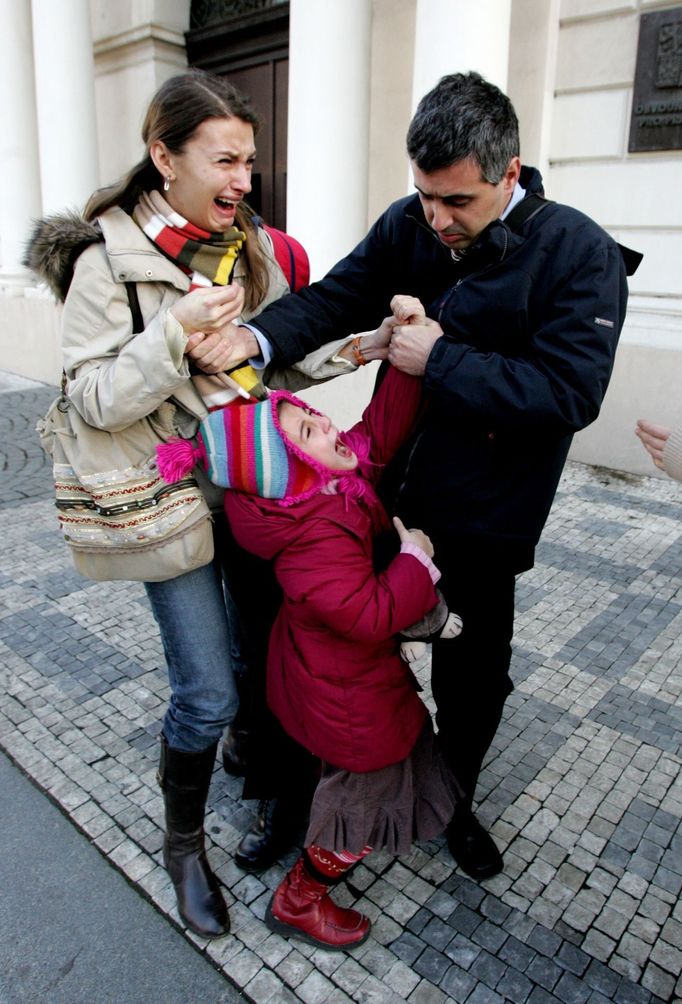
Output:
[278, 402, 358, 472]
[154, 116, 256, 233]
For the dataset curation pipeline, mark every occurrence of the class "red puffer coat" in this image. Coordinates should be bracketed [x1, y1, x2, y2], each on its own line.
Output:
[225, 366, 439, 772]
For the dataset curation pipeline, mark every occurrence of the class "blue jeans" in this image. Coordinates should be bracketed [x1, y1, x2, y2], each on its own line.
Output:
[145, 533, 241, 753]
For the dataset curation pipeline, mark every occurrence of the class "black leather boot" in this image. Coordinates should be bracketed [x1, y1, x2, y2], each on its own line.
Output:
[235, 797, 297, 873]
[158, 737, 229, 937]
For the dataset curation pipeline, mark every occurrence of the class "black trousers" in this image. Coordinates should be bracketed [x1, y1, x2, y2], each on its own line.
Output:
[220, 524, 319, 805]
[431, 553, 516, 806]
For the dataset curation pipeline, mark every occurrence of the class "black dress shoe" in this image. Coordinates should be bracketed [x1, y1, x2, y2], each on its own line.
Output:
[235, 798, 292, 873]
[222, 726, 249, 777]
[446, 808, 503, 880]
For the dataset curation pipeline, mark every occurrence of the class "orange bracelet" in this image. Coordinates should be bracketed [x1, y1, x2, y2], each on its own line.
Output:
[351, 336, 367, 366]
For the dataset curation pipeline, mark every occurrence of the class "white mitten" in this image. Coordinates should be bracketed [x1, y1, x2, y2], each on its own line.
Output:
[440, 612, 463, 640]
[400, 639, 428, 664]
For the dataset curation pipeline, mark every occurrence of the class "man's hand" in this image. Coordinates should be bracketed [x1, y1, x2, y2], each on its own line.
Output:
[388, 318, 442, 376]
[635, 419, 671, 470]
[390, 294, 426, 324]
[186, 323, 260, 375]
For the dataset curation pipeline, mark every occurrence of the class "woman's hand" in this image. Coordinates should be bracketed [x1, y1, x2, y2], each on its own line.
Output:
[330, 323, 394, 365]
[635, 419, 672, 470]
[171, 283, 245, 336]
[362, 317, 398, 359]
[393, 516, 434, 558]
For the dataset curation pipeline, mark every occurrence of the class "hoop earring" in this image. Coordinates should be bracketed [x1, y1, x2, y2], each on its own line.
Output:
[163, 176, 171, 192]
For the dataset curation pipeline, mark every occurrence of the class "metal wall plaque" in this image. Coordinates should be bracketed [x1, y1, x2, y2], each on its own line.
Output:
[629, 7, 682, 152]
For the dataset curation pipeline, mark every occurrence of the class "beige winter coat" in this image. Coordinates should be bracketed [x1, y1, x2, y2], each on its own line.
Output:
[62, 206, 352, 432]
[56, 207, 358, 507]
[662, 426, 682, 483]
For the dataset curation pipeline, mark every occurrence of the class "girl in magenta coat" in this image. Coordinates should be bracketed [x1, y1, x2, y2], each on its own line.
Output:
[158, 323, 461, 952]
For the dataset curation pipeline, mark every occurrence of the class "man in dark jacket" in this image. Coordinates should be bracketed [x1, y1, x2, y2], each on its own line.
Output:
[223, 72, 638, 880]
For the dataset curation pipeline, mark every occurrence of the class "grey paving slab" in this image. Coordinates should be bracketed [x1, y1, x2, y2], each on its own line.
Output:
[0, 750, 243, 1004]
[0, 370, 680, 1003]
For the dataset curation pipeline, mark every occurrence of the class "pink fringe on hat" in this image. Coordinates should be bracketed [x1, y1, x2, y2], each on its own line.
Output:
[156, 439, 205, 484]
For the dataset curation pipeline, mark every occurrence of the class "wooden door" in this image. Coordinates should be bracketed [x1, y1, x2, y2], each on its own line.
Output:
[186, 3, 290, 231]
[224, 58, 288, 230]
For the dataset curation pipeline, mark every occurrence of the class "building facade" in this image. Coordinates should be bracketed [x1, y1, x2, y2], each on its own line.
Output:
[1, 0, 680, 476]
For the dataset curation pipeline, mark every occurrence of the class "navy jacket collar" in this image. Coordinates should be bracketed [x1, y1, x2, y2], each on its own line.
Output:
[402, 164, 545, 266]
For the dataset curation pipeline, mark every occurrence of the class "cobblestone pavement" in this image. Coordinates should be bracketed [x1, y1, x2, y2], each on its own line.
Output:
[1, 370, 681, 1004]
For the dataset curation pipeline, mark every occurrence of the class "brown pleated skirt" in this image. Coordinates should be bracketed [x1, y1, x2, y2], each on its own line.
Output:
[304, 720, 461, 856]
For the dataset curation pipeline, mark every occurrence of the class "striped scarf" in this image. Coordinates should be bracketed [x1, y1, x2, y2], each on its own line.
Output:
[134, 190, 265, 405]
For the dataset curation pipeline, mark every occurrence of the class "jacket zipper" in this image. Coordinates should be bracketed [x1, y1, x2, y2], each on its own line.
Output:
[394, 218, 512, 496]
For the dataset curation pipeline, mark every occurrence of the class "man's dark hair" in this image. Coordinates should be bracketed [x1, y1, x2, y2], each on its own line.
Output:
[406, 72, 519, 183]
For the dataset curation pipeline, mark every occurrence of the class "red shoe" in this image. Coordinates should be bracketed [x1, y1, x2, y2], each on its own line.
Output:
[265, 855, 370, 951]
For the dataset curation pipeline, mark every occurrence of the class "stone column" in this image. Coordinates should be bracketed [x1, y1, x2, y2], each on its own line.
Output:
[286, 0, 372, 277]
[412, 0, 512, 109]
[508, 0, 560, 176]
[0, 3, 42, 284]
[405, 0, 512, 192]
[31, 0, 99, 215]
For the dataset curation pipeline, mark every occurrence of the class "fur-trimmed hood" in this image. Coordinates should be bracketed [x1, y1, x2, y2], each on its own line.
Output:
[23, 212, 103, 302]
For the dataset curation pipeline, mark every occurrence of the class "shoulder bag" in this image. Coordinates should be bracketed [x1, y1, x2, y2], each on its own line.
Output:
[36, 283, 214, 582]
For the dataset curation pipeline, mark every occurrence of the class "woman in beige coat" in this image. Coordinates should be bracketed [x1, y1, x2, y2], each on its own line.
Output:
[26, 70, 358, 939]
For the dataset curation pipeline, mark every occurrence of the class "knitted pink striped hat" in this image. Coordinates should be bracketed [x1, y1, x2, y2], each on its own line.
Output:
[157, 391, 352, 506]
